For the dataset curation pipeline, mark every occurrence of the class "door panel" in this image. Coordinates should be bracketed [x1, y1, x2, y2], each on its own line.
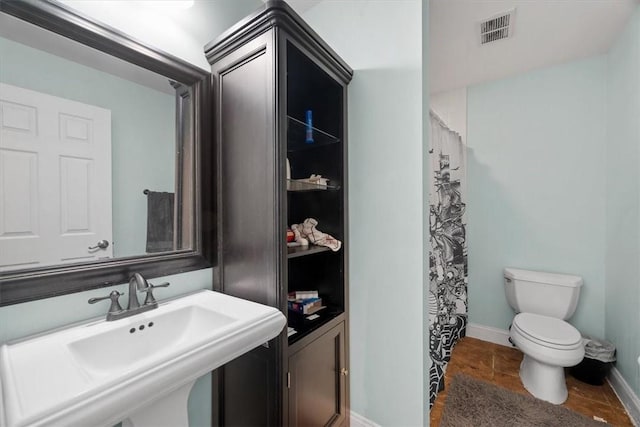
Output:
[221, 346, 277, 427]
[0, 100, 37, 136]
[213, 32, 282, 426]
[289, 322, 346, 427]
[218, 38, 277, 306]
[0, 149, 39, 268]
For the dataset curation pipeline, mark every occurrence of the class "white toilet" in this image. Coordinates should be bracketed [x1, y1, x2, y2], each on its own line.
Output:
[504, 267, 585, 404]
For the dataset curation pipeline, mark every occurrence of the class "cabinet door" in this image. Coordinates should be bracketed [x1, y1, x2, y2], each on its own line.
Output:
[211, 30, 282, 426]
[289, 322, 347, 427]
[215, 31, 278, 307]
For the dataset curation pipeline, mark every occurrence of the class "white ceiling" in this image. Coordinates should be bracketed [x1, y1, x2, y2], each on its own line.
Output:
[429, 0, 638, 94]
[268, 0, 322, 14]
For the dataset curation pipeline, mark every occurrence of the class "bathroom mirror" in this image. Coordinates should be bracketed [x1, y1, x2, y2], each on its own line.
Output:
[0, 0, 213, 306]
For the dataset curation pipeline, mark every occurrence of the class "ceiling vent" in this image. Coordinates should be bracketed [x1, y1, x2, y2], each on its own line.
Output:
[479, 9, 515, 45]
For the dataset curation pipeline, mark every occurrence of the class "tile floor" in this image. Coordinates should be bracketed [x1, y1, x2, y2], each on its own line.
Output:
[430, 337, 635, 426]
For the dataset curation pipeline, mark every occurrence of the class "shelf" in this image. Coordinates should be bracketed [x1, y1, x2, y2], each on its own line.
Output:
[287, 245, 331, 259]
[287, 116, 340, 152]
[287, 179, 340, 192]
[287, 307, 343, 345]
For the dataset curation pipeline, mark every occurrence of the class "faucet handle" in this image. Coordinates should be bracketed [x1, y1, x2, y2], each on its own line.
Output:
[141, 282, 170, 306]
[88, 290, 124, 315]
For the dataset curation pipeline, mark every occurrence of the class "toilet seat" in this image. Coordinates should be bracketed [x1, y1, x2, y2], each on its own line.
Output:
[512, 313, 582, 350]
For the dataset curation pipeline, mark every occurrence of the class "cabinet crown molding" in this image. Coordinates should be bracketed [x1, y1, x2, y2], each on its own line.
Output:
[204, 0, 353, 84]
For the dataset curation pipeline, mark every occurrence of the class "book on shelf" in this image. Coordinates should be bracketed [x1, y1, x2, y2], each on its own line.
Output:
[288, 290, 318, 300]
[288, 298, 325, 315]
[287, 290, 326, 315]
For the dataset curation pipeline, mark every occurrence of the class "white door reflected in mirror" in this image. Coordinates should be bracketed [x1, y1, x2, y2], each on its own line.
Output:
[0, 83, 113, 271]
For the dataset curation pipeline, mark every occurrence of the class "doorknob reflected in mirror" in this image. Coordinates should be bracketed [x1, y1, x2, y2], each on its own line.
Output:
[88, 240, 110, 250]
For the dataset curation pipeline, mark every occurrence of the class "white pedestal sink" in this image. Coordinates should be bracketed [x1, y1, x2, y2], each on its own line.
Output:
[0, 290, 285, 427]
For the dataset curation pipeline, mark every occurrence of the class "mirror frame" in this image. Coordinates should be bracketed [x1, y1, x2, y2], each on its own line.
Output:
[0, 0, 214, 306]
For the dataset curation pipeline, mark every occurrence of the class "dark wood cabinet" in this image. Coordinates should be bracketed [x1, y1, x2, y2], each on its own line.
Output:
[205, 1, 352, 426]
[289, 322, 347, 427]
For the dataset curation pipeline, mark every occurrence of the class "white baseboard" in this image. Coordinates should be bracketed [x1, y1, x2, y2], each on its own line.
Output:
[350, 411, 380, 427]
[465, 322, 512, 348]
[607, 367, 640, 426]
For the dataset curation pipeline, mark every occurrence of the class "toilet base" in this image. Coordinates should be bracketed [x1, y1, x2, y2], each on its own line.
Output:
[519, 355, 568, 404]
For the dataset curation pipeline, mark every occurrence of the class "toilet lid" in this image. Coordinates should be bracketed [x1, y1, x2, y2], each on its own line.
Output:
[513, 313, 582, 347]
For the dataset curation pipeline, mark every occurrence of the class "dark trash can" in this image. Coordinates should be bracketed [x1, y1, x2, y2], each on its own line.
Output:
[570, 336, 616, 386]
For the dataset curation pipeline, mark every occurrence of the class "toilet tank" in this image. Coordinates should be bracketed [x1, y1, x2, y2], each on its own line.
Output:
[504, 268, 583, 320]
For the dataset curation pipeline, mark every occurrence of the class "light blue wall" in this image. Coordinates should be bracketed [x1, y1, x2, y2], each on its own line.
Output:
[605, 6, 640, 397]
[467, 56, 608, 338]
[303, 2, 426, 425]
[0, 268, 214, 426]
[422, 1, 431, 425]
[0, 37, 175, 258]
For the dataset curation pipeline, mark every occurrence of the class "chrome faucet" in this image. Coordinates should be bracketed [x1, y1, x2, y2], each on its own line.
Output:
[127, 272, 148, 311]
[88, 273, 170, 321]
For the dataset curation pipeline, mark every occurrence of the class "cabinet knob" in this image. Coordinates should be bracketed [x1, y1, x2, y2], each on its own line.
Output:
[340, 368, 349, 376]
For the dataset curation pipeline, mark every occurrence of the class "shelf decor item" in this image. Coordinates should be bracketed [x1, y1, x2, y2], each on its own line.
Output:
[305, 109, 314, 143]
[291, 218, 341, 252]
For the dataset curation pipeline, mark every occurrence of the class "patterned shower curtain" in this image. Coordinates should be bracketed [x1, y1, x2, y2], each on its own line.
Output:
[428, 111, 468, 407]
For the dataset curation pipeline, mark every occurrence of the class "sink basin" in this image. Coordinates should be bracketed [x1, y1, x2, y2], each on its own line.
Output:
[0, 290, 286, 427]
[68, 305, 235, 377]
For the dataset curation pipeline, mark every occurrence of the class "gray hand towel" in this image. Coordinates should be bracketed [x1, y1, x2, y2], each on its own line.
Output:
[146, 191, 174, 253]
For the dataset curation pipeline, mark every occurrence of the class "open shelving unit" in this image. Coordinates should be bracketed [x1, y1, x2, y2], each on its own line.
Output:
[286, 179, 340, 192]
[285, 41, 346, 348]
[287, 245, 331, 258]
